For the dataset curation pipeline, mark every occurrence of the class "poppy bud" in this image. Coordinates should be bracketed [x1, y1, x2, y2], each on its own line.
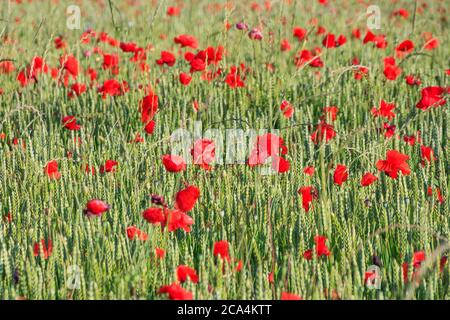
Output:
[235, 22, 248, 30]
[372, 254, 382, 267]
[151, 194, 166, 206]
[248, 28, 263, 40]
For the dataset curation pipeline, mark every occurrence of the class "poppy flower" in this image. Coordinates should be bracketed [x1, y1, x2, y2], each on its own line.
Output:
[68, 83, 86, 98]
[405, 75, 421, 86]
[162, 155, 186, 172]
[420, 145, 436, 164]
[383, 122, 396, 138]
[83, 199, 110, 217]
[166, 6, 181, 17]
[293, 27, 307, 41]
[126, 226, 148, 241]
[214, 240, 231, 262]
[393, 8, 409, 18]
[102, 53, 119, 74]
[235, 22, 248, 30]
[280, 39, 291, 51]
[268, 272, 274, 284]
[191, 139, 215, 169]
[62, 115, 81, 131]
[363, 30, 387, 48]
[280, 100, 294, 118]
[333, 164, 348, 186]
[298, 186, 317, 212]
[97, 79, 128, 98]
[322, 33, 346, 48]
[371, 99, 396, 120]
[59, 55, 79, 79]
[44, 160, 61, 179]
[177, 265, 199, 283]
[314, 235, 331, 257]
[155, 247, 166, 259]
[140, 92, 159, 124]
[120, 42, 139, 53]
[413, 251, 426, 269]
[156, 51, 176, 67]
[294, 49, 323, 68]
[175, 185, 200, 212]
[0, 60, 14, 74]
[403, 135, 417, 146]
[281, 292, 302, 300]
[303, 166, 315, 176]
[376, 150, 411, 179]
[383, 56, 402, 80]
[166, 209, 194, 232]
[416, 86, 448, 110]
[322, 106, 339, 122]
[248, 133, 288, 167]
[224, 66, 245, 88]
[174, 34, 198, 49]
[311, 121, 336, 144]
[271, 155, 290, 173]
[361, 173, 378, 187]
[159, 283, 192, 300]
[423, 37, 439, 50]
[248, 28, 263, 40]
[100, 160, 118, 173]
[427, 187, 444, 204]
[395, 40, 414, 58]
[142, 207, 166, 225]
[179, 72, 192, 86]
[33, 239, 53, 259]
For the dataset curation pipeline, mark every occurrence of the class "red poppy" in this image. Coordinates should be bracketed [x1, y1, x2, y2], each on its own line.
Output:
[162, 155, 186, 172]
[311, 121, 336, 144]
[383, 56, 402, 80]
[376, 150, 411, 179]
[333, 164, 348, 186]
[363, 30, 387, 49]
[175, 185, 200, 212]
[155, 247, 166, 259]
[294, 49, 323, 68]
[420, 145, 436, 164]
[33, 239, 53, 259]
[97, 79, 129, 98]
[322, 33, 346, 48]
[383, 122, 396, 138]
[177, 265, 199, 283]
[83, 199, 110, 217]
[44, 160, 61, 179]
[191, 139, 215, 169]
[140, 92, 159, 124]
[214, 240, 230, 261]
[68, 83, 86, 98]
[62, 115, 81, 131]
[416, 86, 448, 110]
[298, 186, 317, 212]
[142, 207, 166, 225]
[371, 99, 396, 120]
[102, 53, 119, 74]
[314, 235, 330, 257]
[126, 226, 148, 241]
[100, 160, 118, 173]
[156, 51, 176, 67]
[280, 100, 294, 118]
[281, 292, 302, 300]
[166, 6, 181, 17]
[361, 173, 378, 187]
[303, 166, 315, 176]
[166, 209, 194, 232]
[405, 75, 421, 86]
[120, 42, 139, 53]
[248, 133, 288, 167]
[174, 34, 198, 49]
[280, 39, 291, 51]
[179, 72, 192, 85]
[159, 283, 192, 300]
[293, 27, 307, 41]
[395, 40, 414, 58]
[224, 66, 245, 88]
